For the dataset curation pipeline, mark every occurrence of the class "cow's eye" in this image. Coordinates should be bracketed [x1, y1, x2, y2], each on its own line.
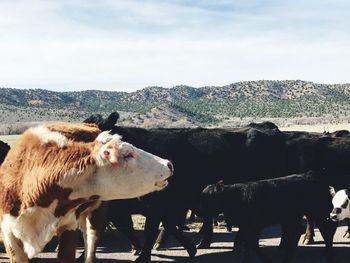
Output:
[123, 152, 135, 160]
[342, 200, 349, 209]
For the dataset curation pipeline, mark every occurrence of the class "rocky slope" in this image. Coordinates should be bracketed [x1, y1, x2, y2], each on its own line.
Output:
[1, 80, 350, 130]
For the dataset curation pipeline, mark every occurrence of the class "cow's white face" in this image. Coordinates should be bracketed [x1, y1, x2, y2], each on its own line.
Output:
[330, 189, 350, 221]
[70, 134, 173, 200]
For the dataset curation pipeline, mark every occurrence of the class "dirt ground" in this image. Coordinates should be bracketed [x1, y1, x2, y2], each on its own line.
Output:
[1, 222, 350, 263]
[279, 123, 350, 133]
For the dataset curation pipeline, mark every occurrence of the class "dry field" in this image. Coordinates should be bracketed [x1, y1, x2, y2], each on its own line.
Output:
[280, 123, 350, 133]
[0, 135, 20, 146]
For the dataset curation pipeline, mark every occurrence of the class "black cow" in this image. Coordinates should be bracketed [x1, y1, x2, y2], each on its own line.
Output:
[198, 172, 336, 263]
[75, 112, 287, 263]
[78, 113, 350, 263]
[283, 130, 350, 244]
[0, 140, 10, 164]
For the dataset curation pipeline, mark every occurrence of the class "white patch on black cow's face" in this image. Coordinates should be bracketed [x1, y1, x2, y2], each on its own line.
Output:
[330, 189, 350, 221]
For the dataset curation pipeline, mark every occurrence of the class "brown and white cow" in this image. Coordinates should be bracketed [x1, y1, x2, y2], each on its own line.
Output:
[0, 122, 173, 263]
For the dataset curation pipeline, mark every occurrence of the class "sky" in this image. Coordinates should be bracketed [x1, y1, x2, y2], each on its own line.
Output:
[0, 0, 349, 92]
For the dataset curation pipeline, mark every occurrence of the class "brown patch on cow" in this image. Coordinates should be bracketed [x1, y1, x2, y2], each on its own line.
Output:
[76, 202, 95, 218]
[55, 197, 87, 217]
[46, 122, 100, 143]
[0, 122, 109, 217]
[75, 200, 102, 219]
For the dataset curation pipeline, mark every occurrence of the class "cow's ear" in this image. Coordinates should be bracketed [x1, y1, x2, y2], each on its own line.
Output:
[346, 189, 350, 198]
[103, 112, 119, 129]
[215, 180, 225, 192]
[107, 112, 119, 124]
[329, 186, 337, 197]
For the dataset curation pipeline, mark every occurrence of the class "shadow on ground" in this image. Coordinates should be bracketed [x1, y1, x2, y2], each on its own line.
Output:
[2, 224, 350, 263]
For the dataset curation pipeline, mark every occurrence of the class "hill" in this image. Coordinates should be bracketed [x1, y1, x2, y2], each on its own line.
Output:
[1, 80, 350, 132]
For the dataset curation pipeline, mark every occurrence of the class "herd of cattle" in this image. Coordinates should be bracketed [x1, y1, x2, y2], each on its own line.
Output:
[1, 112, 350, 263]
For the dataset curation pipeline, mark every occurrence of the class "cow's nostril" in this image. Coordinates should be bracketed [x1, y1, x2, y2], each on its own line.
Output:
[332, 208, 341, 215]
[167, 161, 174, 174]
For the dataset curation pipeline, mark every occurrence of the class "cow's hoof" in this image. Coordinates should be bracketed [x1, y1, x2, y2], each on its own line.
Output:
[132, 247, 142, 255]
[187, 243, 197, 258]
[76, 253, 85, 263]
[135, 255, 150, 263]
[153, 242, 163, 251]
[182, 225, 190, 231]
[343, 231, 350, 238]
[197, 241, 211, 249]
[302, 236, 314, 245]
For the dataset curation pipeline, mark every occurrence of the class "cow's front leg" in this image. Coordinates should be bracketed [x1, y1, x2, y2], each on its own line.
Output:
[3, 234, 29, 263]
[162, 219, 197, 258]
[153, 227, 168, 250]
[154, 208, 187, 251]
[135, 215, 161, 263]
[110, 211, 142, 255]
[197, 216, 213, 249]
[57, 230, 78, 263]
[343, 218, 350, 238]
[281, 220, 303, 263]
[302, 215, 315, 245]
[316, 217, 337, 263]
[81, 201, 109, 263]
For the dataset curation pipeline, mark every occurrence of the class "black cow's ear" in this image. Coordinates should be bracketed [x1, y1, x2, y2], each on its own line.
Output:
[329, 186, 337, 197]
[107, 112, 120, 124]
[101, 112, 120, 130]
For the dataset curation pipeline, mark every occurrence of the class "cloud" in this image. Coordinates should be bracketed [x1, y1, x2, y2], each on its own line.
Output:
[0, 0, 349, 91]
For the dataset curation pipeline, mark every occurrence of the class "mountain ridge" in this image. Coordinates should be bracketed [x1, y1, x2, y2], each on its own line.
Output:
[1, 80, 350, 129]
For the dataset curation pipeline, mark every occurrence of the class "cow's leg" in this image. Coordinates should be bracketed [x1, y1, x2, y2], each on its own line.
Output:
[57, 230, 78, 263]
[238, 227, 260, 263]
[135, 215, 161, 263]
[77, 214, 88, 263]
[3, 234, 28, 263]
[343, 218, 350, 238]
[237, 227, 268, 263]
[224, 214, 233, 232]
[233, 229, 244, 251]
[302, 215, 315, 245]
[189, 209, 196, 222]
[112, 212, 142, 255]
[162, 220, 197, 258]
[76, 201, 108, 263]
[316, 218, 337, 263]
[213, 216, 219, 227]
[153, 227, 169, 250]
[154, 209, 188, 250]
[84, 202, 109, 263]
[279, 223, 287, 250]
[281, 220, 302, 263]
[197, 216, 213, 248]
